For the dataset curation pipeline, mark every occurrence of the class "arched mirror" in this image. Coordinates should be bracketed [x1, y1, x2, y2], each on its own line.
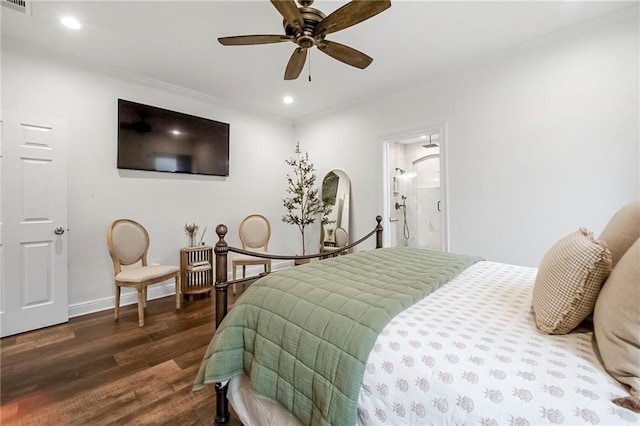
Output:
[320, 169, 351, 250]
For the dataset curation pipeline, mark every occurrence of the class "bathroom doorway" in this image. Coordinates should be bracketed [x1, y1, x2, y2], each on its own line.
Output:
[382, 126, 448, 251]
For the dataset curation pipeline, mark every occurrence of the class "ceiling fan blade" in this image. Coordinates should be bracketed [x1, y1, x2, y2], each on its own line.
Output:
[314, 0, 391, 36]
[317, 40, 373, 69]
[284, 48, 307, 80]
[270, 0, 305, 34]
[218, 35, 293, 46]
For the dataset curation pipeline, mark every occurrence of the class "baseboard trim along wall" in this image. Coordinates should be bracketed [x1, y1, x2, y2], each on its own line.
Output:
[68, 260, 293, 318]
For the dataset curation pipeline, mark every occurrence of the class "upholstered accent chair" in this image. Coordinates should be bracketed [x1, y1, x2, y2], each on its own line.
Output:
[335, 227, 349, 255]
[232, 214, 272, 293]
[107, 219, 180, 326]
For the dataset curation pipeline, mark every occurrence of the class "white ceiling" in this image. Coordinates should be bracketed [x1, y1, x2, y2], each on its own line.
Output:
[2, 1, 636, 121]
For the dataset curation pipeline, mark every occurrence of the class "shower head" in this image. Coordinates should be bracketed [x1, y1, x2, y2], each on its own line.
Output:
[422, 134, 439, 149]
[395, 167, 406, 174]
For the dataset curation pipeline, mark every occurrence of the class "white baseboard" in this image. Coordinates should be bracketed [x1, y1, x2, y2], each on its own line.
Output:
[68, 260, 294, 318]
[68, 282, 177, 318]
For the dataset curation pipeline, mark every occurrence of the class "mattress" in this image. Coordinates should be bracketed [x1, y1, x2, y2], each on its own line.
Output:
[229, 261, 639, 425]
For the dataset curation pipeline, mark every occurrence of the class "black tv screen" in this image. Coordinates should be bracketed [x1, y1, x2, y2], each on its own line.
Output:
[117, 99, 229, 176]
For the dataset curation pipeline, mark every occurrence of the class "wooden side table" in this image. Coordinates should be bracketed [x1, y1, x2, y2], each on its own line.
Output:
[179, 246, 213, 300]
[320, 241, 338, 259]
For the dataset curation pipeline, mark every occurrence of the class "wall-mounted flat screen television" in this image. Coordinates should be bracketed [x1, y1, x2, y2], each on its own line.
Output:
[117, 99, 229, 176]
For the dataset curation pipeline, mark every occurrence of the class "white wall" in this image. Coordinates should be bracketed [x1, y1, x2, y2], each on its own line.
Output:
[2, 47, 299, 313]
[294, 11, 639, 267]
[2, 8, 638, 318]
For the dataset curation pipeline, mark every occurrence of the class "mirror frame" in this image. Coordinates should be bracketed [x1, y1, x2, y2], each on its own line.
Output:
[320, 169, 351, 247]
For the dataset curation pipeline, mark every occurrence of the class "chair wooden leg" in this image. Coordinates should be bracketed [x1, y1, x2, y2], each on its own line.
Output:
[137, 289, 145, 327]
[175, 276, 181, 309]
[232, 265, 237, 295]
[143, 287, 148, 308]
[114, 285, 121, 320]
[241, 265, 248, 292]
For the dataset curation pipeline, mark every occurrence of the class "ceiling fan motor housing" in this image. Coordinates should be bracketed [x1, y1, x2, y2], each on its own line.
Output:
[284, 7, 326, 48]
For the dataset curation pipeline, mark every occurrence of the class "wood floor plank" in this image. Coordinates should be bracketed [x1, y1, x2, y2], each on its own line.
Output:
[174, 346, 212, 371]
[2, 354, 119, 404]
[58, 361, 184, 425]
[3, 332, 148, 373]
[0, 289, 249, 425]
[0, 400, 19, 424]
[7, 359, 150, 414]
[15, 324, 76, 347]
[114, 321, 215, 367]
[1, 333, 150, 399]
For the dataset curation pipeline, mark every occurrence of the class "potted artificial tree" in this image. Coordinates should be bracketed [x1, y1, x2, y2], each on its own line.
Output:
[282, 142, 326, 262]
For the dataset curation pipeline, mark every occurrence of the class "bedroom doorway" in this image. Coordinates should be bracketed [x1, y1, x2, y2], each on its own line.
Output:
[1, 111, 69, 337]
[382, 126, 448, 251]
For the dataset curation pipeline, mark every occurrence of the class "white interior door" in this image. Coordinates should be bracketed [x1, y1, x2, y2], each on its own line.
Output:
[1, 110, 68, 337]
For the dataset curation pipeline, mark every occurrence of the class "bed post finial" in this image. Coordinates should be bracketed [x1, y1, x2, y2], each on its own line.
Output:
[375, 215, 383, 249]
[214, 224, 229, 328]
[216, 224, 228, 241]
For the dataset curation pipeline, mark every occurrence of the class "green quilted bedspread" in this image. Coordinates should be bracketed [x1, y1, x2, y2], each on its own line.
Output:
[193, 247, 480, 426]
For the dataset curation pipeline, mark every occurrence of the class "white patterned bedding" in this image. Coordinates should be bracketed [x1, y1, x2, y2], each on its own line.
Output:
[358, 261, 638, 425]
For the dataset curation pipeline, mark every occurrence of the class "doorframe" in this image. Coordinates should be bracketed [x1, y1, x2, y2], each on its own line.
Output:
[381, 123, 449, 251]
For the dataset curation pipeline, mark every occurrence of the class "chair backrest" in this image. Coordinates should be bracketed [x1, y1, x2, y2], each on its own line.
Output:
[335, 227, 349, 247]
[239, 214, 271, 252]
[107, 219, 150, 274]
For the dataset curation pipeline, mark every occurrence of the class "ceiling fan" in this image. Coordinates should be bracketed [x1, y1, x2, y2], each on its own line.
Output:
[218, 0, 391, 80]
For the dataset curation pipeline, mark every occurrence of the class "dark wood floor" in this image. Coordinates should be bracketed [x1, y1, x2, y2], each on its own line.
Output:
[1, 287, 249, 425]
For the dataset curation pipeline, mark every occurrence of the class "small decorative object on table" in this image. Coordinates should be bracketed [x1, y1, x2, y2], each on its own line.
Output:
[184, 222, 199, 247]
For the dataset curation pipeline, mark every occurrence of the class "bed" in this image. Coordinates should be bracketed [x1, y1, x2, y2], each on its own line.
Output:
[194, 209, 640, 425]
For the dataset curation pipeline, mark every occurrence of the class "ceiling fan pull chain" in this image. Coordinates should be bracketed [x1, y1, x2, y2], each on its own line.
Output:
[308, 49, 312, 82]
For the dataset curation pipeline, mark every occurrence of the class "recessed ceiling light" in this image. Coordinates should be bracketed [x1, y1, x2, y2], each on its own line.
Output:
[61, 16, 82, 30]
[170, 129, 181, 135]
[283, 96, 294, 104]
[420, 135, 427, 139]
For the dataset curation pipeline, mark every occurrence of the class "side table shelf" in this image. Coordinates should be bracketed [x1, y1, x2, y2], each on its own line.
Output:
[179, 246, 214, 300]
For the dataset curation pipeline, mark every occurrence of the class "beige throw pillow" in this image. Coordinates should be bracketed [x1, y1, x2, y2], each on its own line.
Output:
[594, 238, 640, 412]
[599, 200, 640, 268]
[532, 228, 612, 335]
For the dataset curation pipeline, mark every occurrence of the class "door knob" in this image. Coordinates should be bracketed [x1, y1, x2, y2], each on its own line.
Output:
[54, 227, 65, 235]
